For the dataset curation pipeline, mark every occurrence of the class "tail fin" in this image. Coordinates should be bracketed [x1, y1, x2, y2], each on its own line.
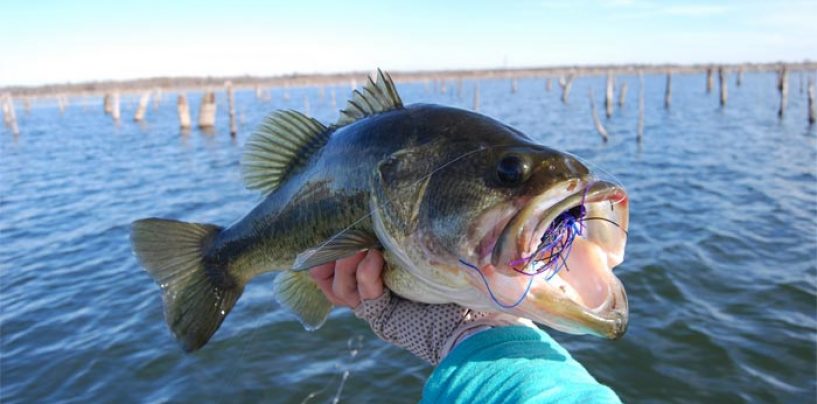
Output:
[131, 218, 243, 352]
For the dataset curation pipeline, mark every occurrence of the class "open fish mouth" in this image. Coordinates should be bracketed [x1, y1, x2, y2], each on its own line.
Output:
[475, 180, 629, 339]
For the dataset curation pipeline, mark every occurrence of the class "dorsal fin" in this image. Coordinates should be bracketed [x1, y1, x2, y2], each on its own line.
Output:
[337, 69, 403, 126]
[241, 110, 330, 195]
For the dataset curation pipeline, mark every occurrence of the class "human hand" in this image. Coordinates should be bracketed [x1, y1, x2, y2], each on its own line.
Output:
[308, 250, 532, 365]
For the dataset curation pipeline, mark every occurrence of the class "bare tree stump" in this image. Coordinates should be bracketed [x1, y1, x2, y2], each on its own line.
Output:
[226, 81, 237, 137]
[103, 94, 113, 115]
[719, 67, 728, 107]
[134, 92, 151, 122]
[560, 75, 575, 104]
[618, 82, 628, 108]
[808, 78, 815, 125]
[588, 89, 609, 142]
[111, 93, 120, 122]
[198, 91, 216, 129]
[778, 66, 789, 118]
[706, 67, 714, 93]
[605, 72, 614, 118]
[638, 73, 645, 143]
[177, 94, 191, 130]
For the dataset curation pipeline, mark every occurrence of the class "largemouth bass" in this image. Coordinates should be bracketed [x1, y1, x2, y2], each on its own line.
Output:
[131, 70, 629, 352]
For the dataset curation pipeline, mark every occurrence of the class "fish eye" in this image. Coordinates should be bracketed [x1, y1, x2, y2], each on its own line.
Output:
[496, 154, 530, 186]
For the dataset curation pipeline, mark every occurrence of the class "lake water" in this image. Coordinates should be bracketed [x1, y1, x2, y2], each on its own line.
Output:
[2, 72, 815, 403]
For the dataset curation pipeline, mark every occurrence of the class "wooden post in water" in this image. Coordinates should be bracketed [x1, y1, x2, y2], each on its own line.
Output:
[473, 83, 480, 112]
[664, 72, 672, 109]
[618, 82, 628, 108]
[778, 66, 789, 118]
[226, 81, 237, 137]
[198, 91, 216, 129]
[283, 84, 291, 101]
[4, 96, 20, 136]
[57, 94, 66, 114]
[2, 95, 11, 128]
[134, 92, 151, 122]
[588, 89, 609, 142]
[153, 88, 162, 110]
[331, 88, 337, 109]
[605, 72, 614, 118]
[103, 94, 113, 115]
[638, 73, 645, 143]
[23, 98, 31, 114]
[319, 86, 325, 102]
[440, 79, 447, 94]
[719, 67, 728, 107]
[546, 78, 552, 92]
[706, 67, 714, 94]
[736, 66, 744, 87]
[799, 72, 804, 94]
[111, 92, 120, 122]
[511, 78, 517, 94]
[177, 94, 191, 130]
[456, 78, 463, 99]
[808, 78, 815, 125]
[559, 75, 575, 104]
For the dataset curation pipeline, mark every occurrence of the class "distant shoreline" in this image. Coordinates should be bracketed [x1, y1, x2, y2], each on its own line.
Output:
[3, 61, 815, 97]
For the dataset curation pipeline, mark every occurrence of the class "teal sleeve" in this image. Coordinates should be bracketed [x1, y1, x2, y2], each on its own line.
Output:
[421, 326, 621, 404]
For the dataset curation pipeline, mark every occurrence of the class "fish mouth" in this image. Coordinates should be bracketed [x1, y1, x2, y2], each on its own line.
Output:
[477, 180, 629, 339]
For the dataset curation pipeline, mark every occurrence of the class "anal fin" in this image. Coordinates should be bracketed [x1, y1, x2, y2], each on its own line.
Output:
[274, 271, 333, 331]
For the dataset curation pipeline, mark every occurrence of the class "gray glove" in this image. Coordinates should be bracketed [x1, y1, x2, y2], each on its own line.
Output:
[353, 289, 532, 365]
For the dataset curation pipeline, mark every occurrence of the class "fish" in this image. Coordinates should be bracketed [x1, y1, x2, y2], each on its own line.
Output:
[131, 70, 630, 352]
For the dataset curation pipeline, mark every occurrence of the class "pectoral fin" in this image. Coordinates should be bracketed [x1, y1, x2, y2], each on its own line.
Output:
[291, 229, 381, 271]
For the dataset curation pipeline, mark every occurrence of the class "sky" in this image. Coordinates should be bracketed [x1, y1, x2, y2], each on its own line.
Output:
[0, 0, 815, 86]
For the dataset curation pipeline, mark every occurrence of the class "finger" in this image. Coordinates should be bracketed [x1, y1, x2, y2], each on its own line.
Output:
[308, 262, 343, 306]
[357, 250, 384, 300]
[333, 251, 366, 307]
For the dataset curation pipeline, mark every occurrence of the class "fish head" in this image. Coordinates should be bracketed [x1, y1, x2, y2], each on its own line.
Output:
[374, 106, 629, 339]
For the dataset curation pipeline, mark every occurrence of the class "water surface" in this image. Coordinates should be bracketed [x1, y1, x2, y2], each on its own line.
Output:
[2, 72, 815, 403]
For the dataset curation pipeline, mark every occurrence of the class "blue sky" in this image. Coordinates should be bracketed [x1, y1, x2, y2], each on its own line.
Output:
[1, 0, 814, 86]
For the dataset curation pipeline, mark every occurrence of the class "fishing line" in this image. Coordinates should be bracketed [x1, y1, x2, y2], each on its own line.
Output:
[458, 259, 534, 309]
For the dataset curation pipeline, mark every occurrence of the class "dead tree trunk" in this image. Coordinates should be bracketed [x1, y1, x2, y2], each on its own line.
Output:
[719, 67, 728, 107]
[706, 67, 714, 93]
[134, 92, 151, 122]
[559, 75, 575, 104]
[198, 91, 216, 129]
[605, 72, 614, 118]
[618, 82, 628, 108]
[638, 73, 645, 143]
[588, 89, 609, 142]
[778, 66, 789, 118]
[177, 94, 191, 130]
[226, 82, 237, 137]
[808, 78, 815, 125]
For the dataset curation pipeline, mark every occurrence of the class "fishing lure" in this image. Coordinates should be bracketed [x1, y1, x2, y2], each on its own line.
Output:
[458, 184, 593, 308]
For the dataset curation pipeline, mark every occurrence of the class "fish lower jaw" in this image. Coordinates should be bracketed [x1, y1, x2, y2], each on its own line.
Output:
[543, 273, 587, 307]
